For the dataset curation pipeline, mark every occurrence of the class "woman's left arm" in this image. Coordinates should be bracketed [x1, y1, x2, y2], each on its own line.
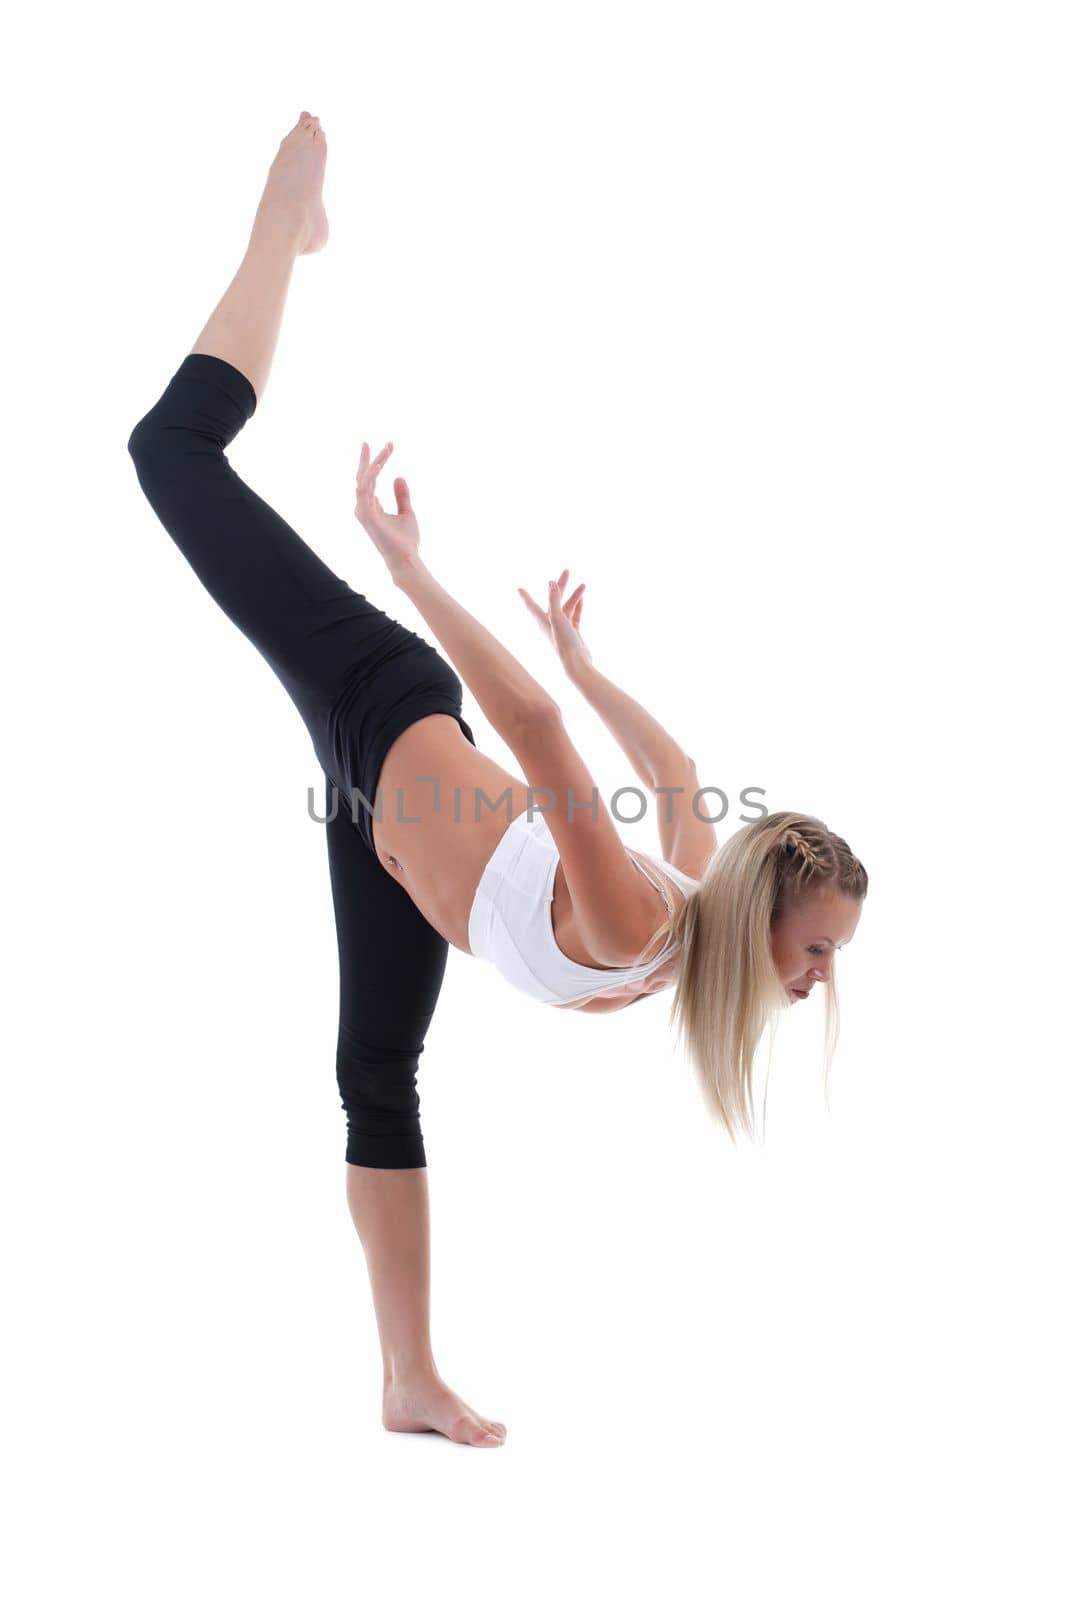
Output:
[567, 659, 716, 868]
[567, 657, 692, 792]
[395, 556, 560, 743]
[517, 574, 694, 793]
[517, 573, 717, 876]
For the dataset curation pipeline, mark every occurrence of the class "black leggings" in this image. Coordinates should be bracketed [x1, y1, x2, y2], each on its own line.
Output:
[127, 352, 476, 1169]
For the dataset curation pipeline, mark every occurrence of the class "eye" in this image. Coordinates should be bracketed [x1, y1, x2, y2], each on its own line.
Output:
[807, 946, 824, 956]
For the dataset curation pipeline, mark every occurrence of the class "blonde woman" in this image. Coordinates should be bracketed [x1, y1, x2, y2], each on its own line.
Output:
[127, 112, 867, 1450]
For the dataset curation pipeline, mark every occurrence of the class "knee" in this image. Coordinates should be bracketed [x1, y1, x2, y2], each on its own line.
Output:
[127, 414, 174, 474]
[127, 415, 155, 463]
[127, 412, 226, 508]
[336, 1026, 427, 1170]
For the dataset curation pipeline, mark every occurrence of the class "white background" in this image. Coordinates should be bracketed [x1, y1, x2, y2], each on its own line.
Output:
[4, 1, 1064, 1594]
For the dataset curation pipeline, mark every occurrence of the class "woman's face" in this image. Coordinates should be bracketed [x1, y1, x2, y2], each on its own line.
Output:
[770, 886, 863, 1004]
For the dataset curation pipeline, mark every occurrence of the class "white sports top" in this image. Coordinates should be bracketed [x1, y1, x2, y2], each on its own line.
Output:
[467, 808, 700, 1006]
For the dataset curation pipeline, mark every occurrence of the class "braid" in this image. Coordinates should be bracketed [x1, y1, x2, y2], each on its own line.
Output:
[769, 814, 868, 903]
[778, 827, 827, 894]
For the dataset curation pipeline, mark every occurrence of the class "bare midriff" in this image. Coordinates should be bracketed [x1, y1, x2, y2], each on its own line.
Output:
[368, 714, 681, 983]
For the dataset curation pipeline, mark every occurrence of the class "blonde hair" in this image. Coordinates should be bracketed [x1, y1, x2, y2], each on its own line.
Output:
[660, 811, 869, 1146]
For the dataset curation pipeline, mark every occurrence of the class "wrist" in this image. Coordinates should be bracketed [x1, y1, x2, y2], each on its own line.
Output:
[567, 656, 598, 692]
[391, 553, 429, 591]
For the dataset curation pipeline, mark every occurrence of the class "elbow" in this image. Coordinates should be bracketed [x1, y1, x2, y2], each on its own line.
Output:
[650, 749, 697, 790]
[505, 694, 563, 769]
[513, 695, 562, 732]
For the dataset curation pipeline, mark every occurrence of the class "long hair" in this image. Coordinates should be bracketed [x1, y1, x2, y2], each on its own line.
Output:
[664, 811, 869, 1145]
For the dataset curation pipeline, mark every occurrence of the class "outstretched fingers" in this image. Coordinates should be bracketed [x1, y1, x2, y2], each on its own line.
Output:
[518, 587, 549, 626]
[555, 577, 584, 619]
[357, 441, 394, 493]
[521, 573, 585, 628]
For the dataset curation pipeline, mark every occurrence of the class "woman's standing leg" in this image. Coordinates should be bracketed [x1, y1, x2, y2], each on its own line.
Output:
[325, 779, 505, 1445]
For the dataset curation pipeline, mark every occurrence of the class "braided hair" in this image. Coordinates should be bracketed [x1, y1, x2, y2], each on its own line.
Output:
[772, 817, 869, 911]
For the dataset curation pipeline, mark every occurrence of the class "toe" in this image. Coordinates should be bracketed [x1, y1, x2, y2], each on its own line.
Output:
[453, 1414, 491, 1446]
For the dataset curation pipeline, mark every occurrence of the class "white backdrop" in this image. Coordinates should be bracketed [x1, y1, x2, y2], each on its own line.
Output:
[4, 2, 1064, 1595]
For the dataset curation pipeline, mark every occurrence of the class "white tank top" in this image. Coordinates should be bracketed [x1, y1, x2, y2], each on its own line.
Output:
[467, 808, 700, 1006]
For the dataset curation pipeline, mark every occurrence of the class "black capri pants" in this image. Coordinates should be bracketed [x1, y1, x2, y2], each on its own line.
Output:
[127, 352, 476, 1169]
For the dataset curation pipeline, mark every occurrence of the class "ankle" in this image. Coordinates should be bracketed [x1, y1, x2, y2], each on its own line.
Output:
[383, 1355, 440, 1392]
[249, 202, 307, 259]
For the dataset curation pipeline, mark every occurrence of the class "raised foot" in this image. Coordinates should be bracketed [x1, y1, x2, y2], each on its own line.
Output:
[259, 110, 330, 256]
[383, 1375, 507, 1448]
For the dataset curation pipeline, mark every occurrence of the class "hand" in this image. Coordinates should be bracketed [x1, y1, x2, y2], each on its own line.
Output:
[354, 441, 422, 578]
[518, 569, 593, 679]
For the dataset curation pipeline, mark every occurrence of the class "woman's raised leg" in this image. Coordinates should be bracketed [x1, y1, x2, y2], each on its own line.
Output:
[126, 112, 405, 784]
[189, 110, 329, 398]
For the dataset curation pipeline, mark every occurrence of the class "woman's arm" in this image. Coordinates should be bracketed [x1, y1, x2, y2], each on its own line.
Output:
[566, 657, 691, 791]
[515, 575, 692, 787]
[567, 657, 718, 873]
[394, 556, 558, 742]
[351, 447, 559, 741]
[515, 575, 716, 873]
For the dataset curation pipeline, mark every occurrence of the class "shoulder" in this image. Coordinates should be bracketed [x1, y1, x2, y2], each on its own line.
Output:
[624, 849, 689, 961]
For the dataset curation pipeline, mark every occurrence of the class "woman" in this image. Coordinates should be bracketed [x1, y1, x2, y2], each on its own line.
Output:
[127, 112, 867, 1449]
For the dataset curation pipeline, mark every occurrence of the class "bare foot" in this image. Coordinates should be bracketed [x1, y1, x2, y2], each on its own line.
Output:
[257, 110, 330, 256]
[383, 1374, 508, 1448]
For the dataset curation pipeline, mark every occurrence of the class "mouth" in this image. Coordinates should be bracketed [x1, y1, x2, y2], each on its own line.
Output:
[790, 988, 811, 1000]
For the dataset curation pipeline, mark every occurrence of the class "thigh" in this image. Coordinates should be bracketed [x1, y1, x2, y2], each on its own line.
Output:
[324, 775, 451, 1168]
[127, 352, 405, 740]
